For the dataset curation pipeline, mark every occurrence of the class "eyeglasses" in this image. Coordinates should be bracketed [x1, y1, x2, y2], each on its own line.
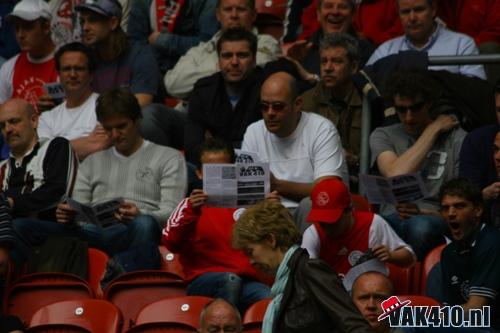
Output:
[258, 101, 287, 112]
[394, 101, 426, 114]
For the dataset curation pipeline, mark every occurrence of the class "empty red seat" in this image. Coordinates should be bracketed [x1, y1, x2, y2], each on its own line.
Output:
[29, 299, 122, 333]
[158, 245, 185, 280]
[420, 243, 446, 294]
[87, 248, 109, 298]
[242, 298, 271, 332]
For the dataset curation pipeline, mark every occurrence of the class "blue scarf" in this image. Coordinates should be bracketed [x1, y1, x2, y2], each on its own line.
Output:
[262, 245, 300, 333]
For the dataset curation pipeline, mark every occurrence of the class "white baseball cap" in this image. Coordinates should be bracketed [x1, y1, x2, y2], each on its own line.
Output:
[7, 0, 52, 22]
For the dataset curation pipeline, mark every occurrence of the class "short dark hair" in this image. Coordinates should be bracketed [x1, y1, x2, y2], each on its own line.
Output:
[320, 32, 360, 64]
[96, 88, 142, 122]
[439, 178, 484, 208]
[195, 138, 236, 169]
[216, 27, 258, 57]
[385, 69, 439, 105]
[55, 42, 96, 72]
[318, 0, 355, 11]
[396, 0, 433, 8]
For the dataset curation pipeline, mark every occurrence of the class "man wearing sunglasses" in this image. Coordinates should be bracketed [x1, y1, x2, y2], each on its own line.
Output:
[242, 71, 349, 213]
[370, 70, 466, 261]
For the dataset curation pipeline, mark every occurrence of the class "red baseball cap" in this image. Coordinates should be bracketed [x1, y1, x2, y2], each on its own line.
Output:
[307, 178, 351, 224]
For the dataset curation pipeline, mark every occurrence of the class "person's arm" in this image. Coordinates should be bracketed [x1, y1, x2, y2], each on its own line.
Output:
[161, 196, 202, 253]
[129, 45, 160, 107]
[70, 124, 111, 160]
[369, 214, 416, 267]
[0, 57, 14, 104]
[462, 295, 491, 320]
[164, 41, 218, 100]
[10, 138, 77, 215]
[456, 36, 486, 80]
[271, 174, 338, 203]
[0, 196, 14, 275]
[375, 115, 459, 177]
[153, 0, 219, 56]
[458, 130, 487, 188]
[303, 259, 373, 332]
[185, 87, 210, 163]
[255, 35, 282, 65]
[139, 150, 188, 224]
[301, 225, 320, 259]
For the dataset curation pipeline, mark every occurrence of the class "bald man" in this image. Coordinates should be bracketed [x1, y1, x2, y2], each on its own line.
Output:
[351, 272, 400, 333]
[242, 71, 348, 211]
[0, 98, 77, 266]
[199, 298, 243, 333]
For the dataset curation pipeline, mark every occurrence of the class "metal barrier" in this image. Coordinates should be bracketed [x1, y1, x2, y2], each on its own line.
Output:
[358, 54, 500, 193]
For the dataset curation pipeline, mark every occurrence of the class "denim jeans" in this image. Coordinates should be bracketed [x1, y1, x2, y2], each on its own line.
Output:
[383, 213, 447, 261]
[187, 272, 271, 312]
[11, 217, 104, 267]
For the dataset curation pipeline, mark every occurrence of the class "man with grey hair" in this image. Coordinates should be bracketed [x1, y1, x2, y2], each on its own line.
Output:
[301, 32, 362, 185]
[199, 298, 243, 333]
[367, 0, 486, 80]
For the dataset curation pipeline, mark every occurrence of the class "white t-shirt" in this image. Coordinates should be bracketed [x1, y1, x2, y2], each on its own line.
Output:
[302, 213, 414, 258]
[242, 111, 348, 207]
[38, 93, 99, 140]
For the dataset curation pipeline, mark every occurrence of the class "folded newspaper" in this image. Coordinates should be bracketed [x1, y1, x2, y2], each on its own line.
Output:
[359, 173, 429, 204]
[66, 197, 124, 227]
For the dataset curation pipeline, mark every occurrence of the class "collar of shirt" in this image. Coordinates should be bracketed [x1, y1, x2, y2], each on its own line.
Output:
[9, 141, 40, 168]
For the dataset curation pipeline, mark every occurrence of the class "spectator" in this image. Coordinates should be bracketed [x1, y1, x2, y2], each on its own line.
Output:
[232, 200, 373, 332]
[164, 0, 280, 100]
[76, 0, 185, 149]
[370, 70, 466, 260]
[0, 98, 76, 221]
[128, 0, 219, 73]
[242, 71, 348, 211]
[436, 0, 500, 84]
[351, 271, 404, 333]
[438, 178, 500, 330]
[54, 88, 187, 271]
[367, 0, 486, 80]
[485, 131, 500, 229]
[0, 98, 79, 266]
[76, 0, 159, 107]
[302, 178, 415, 277]
[0, 0, 20, 64]
[163, 138, 270, 312]
[37, 42, 111, 160]
[184, 28, 262, 163]
[0, 195, 15, 276]
[459, 79, 500, 194]
[0, 314, 24, 333]
[286, 0, 375, 75]
[0, 0, 58, 111]
[199, 298, 243, 333]
[301, 33, 363, 183]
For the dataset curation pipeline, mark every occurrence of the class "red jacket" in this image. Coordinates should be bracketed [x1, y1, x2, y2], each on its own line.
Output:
[436, 0, 500, 45]
[162, 198, 260, 282]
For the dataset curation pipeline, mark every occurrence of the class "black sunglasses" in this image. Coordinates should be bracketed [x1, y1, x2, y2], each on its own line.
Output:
[259, 101, 287, 112]
[394, 101, 427, 114]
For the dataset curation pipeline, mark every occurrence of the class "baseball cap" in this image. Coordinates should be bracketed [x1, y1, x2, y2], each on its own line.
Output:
[307, 178, 351, 224]
[7, 0, 52, 22]
[76, 0, 122, 19]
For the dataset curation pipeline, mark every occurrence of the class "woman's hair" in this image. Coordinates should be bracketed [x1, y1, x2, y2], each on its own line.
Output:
[232, 200, 301, 251]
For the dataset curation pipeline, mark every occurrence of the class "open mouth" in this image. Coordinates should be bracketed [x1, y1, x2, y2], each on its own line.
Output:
[449, 222, 460, 230]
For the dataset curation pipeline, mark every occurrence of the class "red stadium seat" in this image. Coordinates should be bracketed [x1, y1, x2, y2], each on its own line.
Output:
[255, 0, 287, 39]
[87, 248, 109, 298]
[242, 298, 271, 331]
[125, 296, 213, 332]
[387, 264, 414, 295]
[103, 270, 186, 331]
[420, 243, 446, 293]
[29, 299, 122, 333]
[4, 272, 93, 325]
[158, 245, 185, 280]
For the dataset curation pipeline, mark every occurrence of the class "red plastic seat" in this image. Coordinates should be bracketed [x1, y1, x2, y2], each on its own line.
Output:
[28, 299, 122, 333]
[87, 248, 109, 298]
[158, 245, 185, 280]
[242, 298, 271, 332]
[125, 296, 213, 332]
[387, 264, 414, 295]
[397, 295, 441, 307]
[103, 270, 186, 331]
[255, 0, 287, 39]
[4, 272, 93, 325]
[351, 194, 372, 212]
[420, 243, 446, 293]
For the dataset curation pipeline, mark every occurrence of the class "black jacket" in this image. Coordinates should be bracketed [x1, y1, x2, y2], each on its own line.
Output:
[274, 248, 373, 333]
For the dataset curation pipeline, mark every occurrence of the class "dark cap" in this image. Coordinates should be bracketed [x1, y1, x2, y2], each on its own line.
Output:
[76, 0, 122, 19]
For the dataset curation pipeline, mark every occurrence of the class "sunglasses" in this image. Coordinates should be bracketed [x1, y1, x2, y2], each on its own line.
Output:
[394, 101, 426, 114]
[259, 101, 287, 112]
